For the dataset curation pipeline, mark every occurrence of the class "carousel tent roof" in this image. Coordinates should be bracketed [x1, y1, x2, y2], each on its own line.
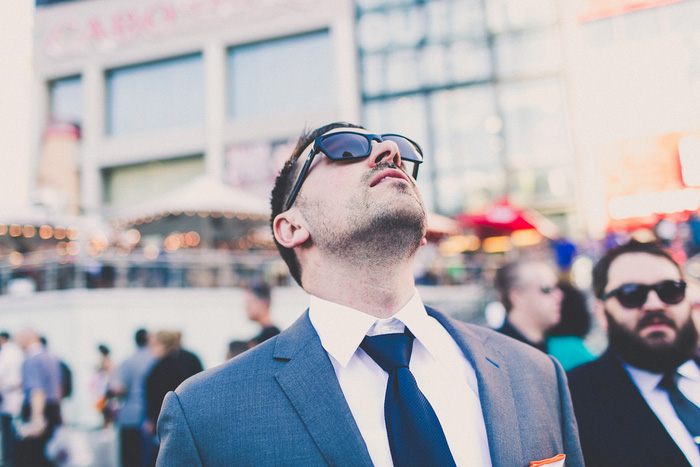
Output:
[108, 175, 271, 224]
[0, 206, 108, 234]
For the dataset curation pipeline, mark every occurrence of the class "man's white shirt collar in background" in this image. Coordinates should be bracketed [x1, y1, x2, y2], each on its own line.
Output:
[625, 359, 700, 466]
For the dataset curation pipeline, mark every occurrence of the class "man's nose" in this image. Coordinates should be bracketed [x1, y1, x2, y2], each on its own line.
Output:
[367, 139, 402, 169]
[642, 290, 666, 310]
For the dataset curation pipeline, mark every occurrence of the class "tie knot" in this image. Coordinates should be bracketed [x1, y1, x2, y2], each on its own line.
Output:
[658, 371, 679, 391]
[360, 330, 414, 373]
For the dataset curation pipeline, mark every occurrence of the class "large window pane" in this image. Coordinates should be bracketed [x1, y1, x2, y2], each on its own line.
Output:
[431, 85, 500, 172]
[104, 155, 204, 207]
[500, 78, 571, 170]
[107, 54, 205, 136]
[486, 0, 557, 34]
[228, 31, 335, 119]
[493, 29, 561, 79]
[50, 76, 82, 125]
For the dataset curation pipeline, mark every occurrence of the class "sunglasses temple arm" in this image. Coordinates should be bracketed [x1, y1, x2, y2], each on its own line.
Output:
[285, 148, 317, 210]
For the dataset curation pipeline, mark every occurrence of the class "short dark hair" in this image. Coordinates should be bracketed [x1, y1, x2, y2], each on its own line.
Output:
[548, 280, 590, 337]
[135, 329, 148, 347]
[248, 280, 270, 301]
[270, 122, 364, 288]
[0, 332, 9, 340]
[592, 239, 681, 299]
[494, 262, 520, 312]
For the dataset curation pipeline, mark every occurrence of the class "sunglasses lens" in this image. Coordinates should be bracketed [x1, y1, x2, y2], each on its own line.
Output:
[320, 133, 370, 159]
[656, 280, 686, 304]
[616, 285, 648, 308]
[382, 135, 423, 162]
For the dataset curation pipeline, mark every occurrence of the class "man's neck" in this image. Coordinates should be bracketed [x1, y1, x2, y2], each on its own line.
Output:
[506, 311, 546, 345]
[303, 254, 416, 319]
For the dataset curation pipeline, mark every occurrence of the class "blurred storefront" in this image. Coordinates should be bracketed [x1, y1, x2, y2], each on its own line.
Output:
[7, 0, 700, 282]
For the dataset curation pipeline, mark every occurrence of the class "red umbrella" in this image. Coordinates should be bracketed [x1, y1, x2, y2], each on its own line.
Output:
[456, 199, 557, 239]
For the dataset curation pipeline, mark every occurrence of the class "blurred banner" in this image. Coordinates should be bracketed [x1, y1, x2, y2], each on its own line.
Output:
[36, 121, 81, 216]
[601, 130, 700, 230]
[578, 0, 688, 22]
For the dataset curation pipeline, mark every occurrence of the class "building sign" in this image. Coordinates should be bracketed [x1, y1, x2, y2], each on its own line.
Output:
[577, 0, 687, 22]
[225, 140, 294, 200]
[601, 130, 700, 230]
[40, 0, 329, 59]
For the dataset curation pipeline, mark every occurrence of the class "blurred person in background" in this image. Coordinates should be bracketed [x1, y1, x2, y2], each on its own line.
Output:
[89, 344, 118, 428]
[568, 240, 700, 466]
[0, 331, 25, 418]
[145, 330, 202, 466]
[494, 260, 564, 353]
[16, 328, 63, 467]
[225, 340, 248, 361]
[0, 331, 24, 465]
[111, 329, 156, 467]
[245, 280, 280, 348]
[547, 281, 597, 371]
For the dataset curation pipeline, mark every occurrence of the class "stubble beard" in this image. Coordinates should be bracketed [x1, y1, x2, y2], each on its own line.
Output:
[605, 309, 699, 373]
[299, 170, 427, 269]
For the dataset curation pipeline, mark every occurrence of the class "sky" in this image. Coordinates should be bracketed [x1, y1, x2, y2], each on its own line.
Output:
[0, 0, 34, 211]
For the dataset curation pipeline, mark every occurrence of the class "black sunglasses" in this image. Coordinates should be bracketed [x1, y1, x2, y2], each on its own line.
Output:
[602, 280, 686, 309]
[284, 131, 423, 210]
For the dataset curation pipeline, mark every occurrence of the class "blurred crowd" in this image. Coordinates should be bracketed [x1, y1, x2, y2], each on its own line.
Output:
[0, 281, 280, 466]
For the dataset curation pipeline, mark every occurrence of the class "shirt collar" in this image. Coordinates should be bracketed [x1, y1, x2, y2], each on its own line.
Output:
[624, 359, 700, 391]
[309, 289, 429, 367]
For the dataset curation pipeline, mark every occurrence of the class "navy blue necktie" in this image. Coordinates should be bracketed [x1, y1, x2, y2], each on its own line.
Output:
[360, 329, 456, 467]
[658, 371, 700, 448]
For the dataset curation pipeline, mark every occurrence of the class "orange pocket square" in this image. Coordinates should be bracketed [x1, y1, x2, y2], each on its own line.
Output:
[530, 453, 566, 467]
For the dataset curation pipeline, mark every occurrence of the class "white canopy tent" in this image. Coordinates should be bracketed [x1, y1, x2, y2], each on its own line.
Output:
[108, 174, 270, 224]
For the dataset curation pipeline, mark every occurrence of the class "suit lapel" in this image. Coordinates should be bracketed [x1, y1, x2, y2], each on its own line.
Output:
[428, 308, 523, 467]
[273, 312, 373, 467]
[591, 351, 690, 466]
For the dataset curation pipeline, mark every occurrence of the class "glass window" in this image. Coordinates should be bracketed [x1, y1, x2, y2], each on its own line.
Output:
[50, 76, 82, 124]
[228, 31, 335, 120]
[486, 0, 557, 34]
[357, 12, 393, 52]
[499, 78, 571, 170]
[436, 169, 505, 214]
[107, 54, 205, 136]
[385, 49, 420, 93]
[430, 85, 500, 173]
[104, 155, 205, 207]
[447, 40, 492, 83]
[493, 29, 561, 79]
[362, 53, 388, 97]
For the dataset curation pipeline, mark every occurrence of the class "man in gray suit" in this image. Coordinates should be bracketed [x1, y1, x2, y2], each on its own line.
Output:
[156, 122, 583, 466]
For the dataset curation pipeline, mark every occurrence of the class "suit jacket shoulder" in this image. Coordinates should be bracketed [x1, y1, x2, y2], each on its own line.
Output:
[157, 307, 584, 467]
[427, 308, 584, 467]
[157, 311, 373, 466]
[567, 350, 691, 467]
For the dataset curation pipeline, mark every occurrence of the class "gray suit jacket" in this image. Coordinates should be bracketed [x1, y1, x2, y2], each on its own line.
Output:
[157, 307, 583, 466]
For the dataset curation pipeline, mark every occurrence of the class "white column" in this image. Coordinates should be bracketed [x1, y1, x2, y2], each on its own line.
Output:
[80, 64, 106, 217]
[204, 40, 227, 181]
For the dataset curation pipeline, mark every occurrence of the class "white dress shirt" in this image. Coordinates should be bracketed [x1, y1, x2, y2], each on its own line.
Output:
[624, 360, 700, 467]
[309, 289, 492, 467]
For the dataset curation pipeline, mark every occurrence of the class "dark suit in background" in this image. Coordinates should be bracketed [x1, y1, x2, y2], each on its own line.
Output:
[568, 350, 692, 467]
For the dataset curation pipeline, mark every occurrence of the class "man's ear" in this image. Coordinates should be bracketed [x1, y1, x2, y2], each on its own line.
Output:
[593, 299, 608, 332]
[273, 210, 310, 248]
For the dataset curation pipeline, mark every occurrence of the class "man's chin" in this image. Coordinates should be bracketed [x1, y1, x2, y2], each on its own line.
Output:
[639, 327, 675, 343]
